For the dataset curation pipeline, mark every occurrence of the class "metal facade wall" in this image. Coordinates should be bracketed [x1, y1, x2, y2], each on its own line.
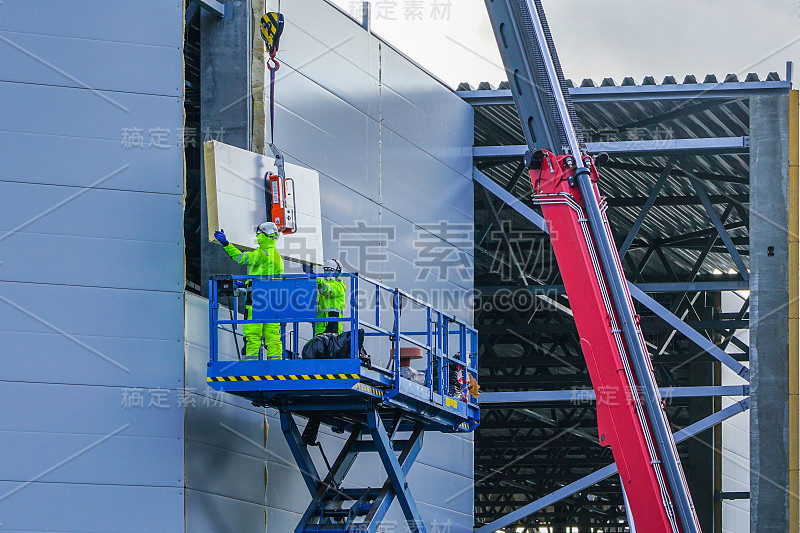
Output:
[185, 294, 270, 531]
[186, 1, 475, 531]
[268, 0, 474, 321]
[186, 294, 475, 532]
[0, 1, 185, 530]
[268, 2, 475, 529]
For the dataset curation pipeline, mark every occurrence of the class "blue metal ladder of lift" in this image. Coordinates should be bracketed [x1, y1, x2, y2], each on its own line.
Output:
[207, 273, 479, 533]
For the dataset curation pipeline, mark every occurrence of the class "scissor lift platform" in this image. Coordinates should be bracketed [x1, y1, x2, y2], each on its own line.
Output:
[207, 359, 474, 432]
[207, 274, 479, 533]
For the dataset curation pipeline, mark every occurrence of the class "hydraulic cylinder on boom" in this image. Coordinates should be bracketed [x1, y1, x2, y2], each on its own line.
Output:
[483, 1, 703, 531]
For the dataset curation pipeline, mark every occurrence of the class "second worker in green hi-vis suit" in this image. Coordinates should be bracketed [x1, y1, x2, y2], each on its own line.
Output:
[214, 222, 285, 360]
[316, 259, 347, 336]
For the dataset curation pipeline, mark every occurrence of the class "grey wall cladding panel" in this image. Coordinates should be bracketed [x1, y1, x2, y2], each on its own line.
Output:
[185, 395, 266, 458]
[0, 431, 183, 487]
[185, 296, 247, 373]
[0, 81, 182, 143]
[265, 460, 316, 514]
[380, 129, 474, 226]
[276, 63, 372, 159]
[186, 489, 266, 533]
[0, 182, 184, 241]
[380, 208, 474, 291]
[0, 132, 183, 194]
[320, 221, 385, 277]
[276, 23, 380, 120]
[0, 0, 184, 530]
[266, 505, 303, 533]
[1, 331, 182, 388]
[0, 382, 183, 437]
[0, 282, 183, 340]
[277, 0, 375, 73]
[0, 232, 183, 292]
[0, 31, 182, 96]
[380, 84, 473, 177]
[0, 0, 183, 48]
[185, 294, 264, 409]
[316, 172, 381, 231]
[276, 0, 380, 116]
[379, 44, 473, 151]
[275, 103, 379, 203]
[404, 463, 473, 513]
[0, 482, 183, 533]
[414, 431, 474, 478]
[186, 342, 264, 413]
[185, 439, 266, 505]
[186, 293, 240, 353]
[184, 294, 270, 520]
[384, 251, 473, 324]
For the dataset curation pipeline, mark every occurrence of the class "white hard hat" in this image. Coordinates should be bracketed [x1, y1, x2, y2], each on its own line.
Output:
[323, 259, 343, 273]
[256, 221, 279, 238]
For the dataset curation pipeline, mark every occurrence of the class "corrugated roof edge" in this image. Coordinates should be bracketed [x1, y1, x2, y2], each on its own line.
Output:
[457, 72, 785, 91]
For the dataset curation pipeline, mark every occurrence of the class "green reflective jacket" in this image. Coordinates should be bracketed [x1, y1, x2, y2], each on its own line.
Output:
[223, 234, 284, 276]
[317, 277, 346, 314]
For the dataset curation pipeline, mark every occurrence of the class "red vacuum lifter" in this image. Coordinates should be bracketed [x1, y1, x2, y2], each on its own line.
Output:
[483, 1, 703, 531]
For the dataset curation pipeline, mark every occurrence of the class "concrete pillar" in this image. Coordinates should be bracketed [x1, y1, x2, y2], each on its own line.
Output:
[199, 1, 253, 293]
[749, 93, 791, 532]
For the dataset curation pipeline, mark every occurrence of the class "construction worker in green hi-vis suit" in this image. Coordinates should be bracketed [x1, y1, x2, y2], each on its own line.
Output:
[214, 222, 284, 360]
[316, 259, 347, 336]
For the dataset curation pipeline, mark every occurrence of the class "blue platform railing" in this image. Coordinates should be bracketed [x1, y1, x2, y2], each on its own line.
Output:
[208, 273, 479, 408]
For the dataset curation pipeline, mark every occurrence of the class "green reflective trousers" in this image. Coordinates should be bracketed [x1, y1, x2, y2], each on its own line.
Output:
[223, 237, 284, 360]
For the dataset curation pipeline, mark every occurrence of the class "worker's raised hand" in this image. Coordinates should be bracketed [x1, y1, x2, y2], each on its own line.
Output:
[214, 229, 228, 245]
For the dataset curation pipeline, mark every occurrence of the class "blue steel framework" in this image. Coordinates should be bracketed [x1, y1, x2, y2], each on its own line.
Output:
[206, 273, 478, 533]
[465, 75, 789, 529]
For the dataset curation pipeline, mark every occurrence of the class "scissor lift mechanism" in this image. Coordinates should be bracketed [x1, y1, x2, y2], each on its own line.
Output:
[207, 274, 478, 533]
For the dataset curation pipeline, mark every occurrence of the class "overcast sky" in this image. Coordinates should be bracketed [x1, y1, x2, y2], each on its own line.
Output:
[329, 0, 800, 89]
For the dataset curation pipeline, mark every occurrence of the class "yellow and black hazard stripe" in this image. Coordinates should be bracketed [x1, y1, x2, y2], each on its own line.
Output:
[207, 373, 360, 382]
[351, 382, 385, 398]
[260, 12, 284, 54]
